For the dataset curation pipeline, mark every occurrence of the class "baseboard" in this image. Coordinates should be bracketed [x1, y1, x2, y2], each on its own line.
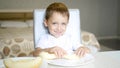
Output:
[98, 36, 120, 50]
[97, 36, 120, 40]
[118, 36, 120, 39]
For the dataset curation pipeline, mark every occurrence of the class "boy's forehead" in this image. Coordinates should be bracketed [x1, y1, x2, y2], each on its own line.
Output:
[51, 12, 69, 18]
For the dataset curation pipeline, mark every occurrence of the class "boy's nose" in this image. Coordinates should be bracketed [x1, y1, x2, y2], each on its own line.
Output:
[57, 25, 62, 31]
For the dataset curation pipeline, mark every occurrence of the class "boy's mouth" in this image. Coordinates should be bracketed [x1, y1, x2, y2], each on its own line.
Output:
[55, 31, 63, 36]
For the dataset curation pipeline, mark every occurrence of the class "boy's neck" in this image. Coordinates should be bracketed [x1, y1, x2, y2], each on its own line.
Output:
[49, 34, 65, 39]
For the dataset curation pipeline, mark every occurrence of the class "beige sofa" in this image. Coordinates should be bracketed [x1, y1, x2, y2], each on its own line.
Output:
[0, 31, 100, 59]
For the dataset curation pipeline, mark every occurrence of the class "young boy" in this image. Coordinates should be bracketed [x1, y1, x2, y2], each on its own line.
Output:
[33, 2, 90, 58]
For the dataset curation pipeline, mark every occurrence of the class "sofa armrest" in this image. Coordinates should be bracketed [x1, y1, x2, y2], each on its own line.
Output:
[0, 52, 3, 59]
[81, 30, 100, 53]
[0, 38, 34, 58]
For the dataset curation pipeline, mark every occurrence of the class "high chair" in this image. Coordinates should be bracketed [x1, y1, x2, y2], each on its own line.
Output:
[33, 9, 100, 53]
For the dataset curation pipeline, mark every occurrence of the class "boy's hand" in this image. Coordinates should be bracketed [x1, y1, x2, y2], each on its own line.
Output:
[48, 46, 67, 58]
[74, 46, 90, 57]
[33, 48, 41, 57]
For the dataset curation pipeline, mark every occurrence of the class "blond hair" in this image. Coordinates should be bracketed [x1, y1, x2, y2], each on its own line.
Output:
[45, 2, 69, 20]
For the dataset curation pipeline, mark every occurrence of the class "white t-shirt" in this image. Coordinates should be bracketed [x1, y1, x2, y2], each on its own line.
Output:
[36, 34, 82, 54]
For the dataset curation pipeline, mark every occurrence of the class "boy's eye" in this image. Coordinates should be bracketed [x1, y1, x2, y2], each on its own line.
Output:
[52, 22, 57, 25]
[62, 23, 67, 25]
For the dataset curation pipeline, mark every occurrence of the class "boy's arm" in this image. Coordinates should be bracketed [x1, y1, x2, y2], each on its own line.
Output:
[33, 48, 41, 57]
[33, 47, 51, 57]
[33, 46, 67, 58]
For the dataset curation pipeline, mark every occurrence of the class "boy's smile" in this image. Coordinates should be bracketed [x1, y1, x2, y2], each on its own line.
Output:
[44, 12, 68, 38]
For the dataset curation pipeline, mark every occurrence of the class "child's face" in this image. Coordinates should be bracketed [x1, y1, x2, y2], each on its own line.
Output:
[44, 12, 68, 38]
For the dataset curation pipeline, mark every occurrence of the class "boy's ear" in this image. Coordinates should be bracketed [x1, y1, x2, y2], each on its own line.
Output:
[44, 19, 48, 27]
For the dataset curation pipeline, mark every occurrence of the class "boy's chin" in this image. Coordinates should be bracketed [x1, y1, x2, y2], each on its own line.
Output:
[54, 34, 63, 38]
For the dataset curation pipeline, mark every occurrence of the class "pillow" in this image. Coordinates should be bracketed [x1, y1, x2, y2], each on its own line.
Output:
[25, 20, 33, 27]
[1, 21, 28, 28]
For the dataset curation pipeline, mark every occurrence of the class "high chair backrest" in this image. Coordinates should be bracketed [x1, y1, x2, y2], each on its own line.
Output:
[34, 9, 81, 46]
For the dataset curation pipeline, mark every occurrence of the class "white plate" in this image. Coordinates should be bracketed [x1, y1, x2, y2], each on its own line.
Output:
[47, 54, 94, 66]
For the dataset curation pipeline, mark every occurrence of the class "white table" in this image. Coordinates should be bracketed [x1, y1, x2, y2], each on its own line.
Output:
[46, 51, 120, 68]
[0, 51, 120, 68]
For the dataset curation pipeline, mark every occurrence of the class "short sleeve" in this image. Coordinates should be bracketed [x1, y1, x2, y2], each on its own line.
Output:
[35, 34, 50, 49]
[35, 36, 45, 48]
[35, 34, 56, 49]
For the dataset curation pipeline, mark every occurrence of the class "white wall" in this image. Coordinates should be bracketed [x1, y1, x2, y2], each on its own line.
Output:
[0, 0, 118, 39]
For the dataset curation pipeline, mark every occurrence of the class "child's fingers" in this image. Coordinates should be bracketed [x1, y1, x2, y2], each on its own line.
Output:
[58, 49, 67, 58]
[52, 48, 65, 58]
[79, 49, 86, 57]
[75, 47, 88, 57]
[50, 46, 67, 58]
[75, 48, 83, 57]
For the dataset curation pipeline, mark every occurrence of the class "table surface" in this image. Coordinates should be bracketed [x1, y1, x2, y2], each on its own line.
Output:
[0, 51, 120, 68]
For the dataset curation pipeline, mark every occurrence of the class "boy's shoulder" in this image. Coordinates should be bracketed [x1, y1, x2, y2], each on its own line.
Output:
[40, 34, 49, 38]
[40, 34, 54, 40]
